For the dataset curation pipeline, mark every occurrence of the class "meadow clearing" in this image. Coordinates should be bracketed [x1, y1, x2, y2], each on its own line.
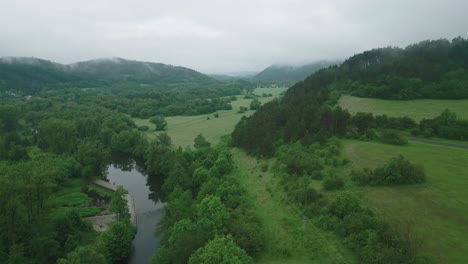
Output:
[133, 87, 288, 147]
[342, 139, 468, 263]
[338, 95, 468, 121]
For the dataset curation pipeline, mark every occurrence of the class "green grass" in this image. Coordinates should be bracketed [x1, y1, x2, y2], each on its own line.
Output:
[86, 184, 114, 199]
[133, 88, 288, 148]
[342, 139, 468, 263]
[338, 95, 468, 121]
[232, 148, 355, 264]
[52, 178, 105, 217]
[253, 87, 288, 96]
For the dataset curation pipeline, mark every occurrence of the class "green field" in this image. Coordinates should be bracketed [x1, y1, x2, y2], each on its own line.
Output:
[232, 149, 355, 264]
[133, 87, 288, 147]
[338, 95, 468, 121]
[343, 139, 468, 263]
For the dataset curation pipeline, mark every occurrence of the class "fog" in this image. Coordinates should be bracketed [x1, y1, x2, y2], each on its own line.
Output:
[1, 0, 467, 73]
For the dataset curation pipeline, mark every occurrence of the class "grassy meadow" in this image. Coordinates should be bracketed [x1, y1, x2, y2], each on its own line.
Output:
[338, 95, 468, 121]
[342, 139, 468, 263]
[133, 87, 288, 147]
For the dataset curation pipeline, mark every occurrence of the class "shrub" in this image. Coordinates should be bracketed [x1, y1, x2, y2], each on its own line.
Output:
[137, 126, 149, 131]
[323, 175, 345, 190]
[351, 155, 425, 185]
[380, 130, 408, 145]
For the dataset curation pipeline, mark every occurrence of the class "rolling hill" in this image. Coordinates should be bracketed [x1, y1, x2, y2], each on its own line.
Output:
[252, 61, 340, 86]
[0, 57, 218, 94]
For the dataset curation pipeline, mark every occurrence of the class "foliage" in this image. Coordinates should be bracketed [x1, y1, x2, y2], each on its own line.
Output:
[151, 141, 265, 263]
[102, 221, 134, 263]
[380, 130, 408, 145]
[194, 133, 211, 149]
[110, 186, 130, 220]
[319, 191, 419, 264]
[414, 109, 468, 140]
[57, 246, 107, 264]
[249, 98, 261, 110]
[323, 174, 345, 190]
[150, 116, 167, 131]
[188, 235, 252, 264]
[351, 155, 425, 185]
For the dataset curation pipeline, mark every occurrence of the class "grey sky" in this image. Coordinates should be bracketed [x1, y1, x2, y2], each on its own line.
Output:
[1, 0, 467, 73]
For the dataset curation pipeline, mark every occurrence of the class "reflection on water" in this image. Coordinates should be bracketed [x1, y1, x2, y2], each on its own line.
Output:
[106, 159, 164, 264]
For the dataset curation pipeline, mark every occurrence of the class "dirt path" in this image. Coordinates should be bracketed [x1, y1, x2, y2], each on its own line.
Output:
[407, 137, 468, 149]
[86, 214, 117, 231]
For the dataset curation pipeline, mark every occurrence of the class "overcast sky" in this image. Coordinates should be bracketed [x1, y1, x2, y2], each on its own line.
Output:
[1, 0, 467, 73]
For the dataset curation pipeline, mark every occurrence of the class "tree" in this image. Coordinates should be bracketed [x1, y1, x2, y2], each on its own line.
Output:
[194, 134, 211, 149]
[188, 235, 252, 264]
[249, 98, 261, 110]
[57, 246, 107, 264]
[110, 186, 130, 220]
[329, 192, 361, 219]
[102, 221, 134, 263]
[150, 116, 167, 131]
[196, 195, 229, 238]
[75, 139, 109, 178]
[39, 119, 77, 154]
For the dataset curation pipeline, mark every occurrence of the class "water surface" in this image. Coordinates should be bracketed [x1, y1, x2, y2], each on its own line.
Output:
[106, 162, 164, 264]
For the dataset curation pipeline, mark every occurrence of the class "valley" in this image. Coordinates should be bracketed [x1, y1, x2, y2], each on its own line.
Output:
[1, 36, 468, 264]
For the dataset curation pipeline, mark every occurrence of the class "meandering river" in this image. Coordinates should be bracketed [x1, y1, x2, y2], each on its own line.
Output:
[106, 162, 164, 264]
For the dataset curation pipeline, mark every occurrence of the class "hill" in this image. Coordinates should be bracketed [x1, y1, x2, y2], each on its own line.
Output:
[232, 37, 468, 263]
[233, 37, 468, 156]
[0, 57, 218, 94]
[252, 61, 339, 86]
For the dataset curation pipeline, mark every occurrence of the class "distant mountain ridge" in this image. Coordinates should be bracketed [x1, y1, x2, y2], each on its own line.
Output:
[253, 61, 340, 86]
[0, 57, 218, 94]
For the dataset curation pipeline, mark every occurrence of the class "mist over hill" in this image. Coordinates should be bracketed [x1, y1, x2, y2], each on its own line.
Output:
[252, 61, 341, 86]
[0, 57, 218, 94]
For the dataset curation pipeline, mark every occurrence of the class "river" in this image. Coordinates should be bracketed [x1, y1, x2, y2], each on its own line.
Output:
[106, 162, 164, 264]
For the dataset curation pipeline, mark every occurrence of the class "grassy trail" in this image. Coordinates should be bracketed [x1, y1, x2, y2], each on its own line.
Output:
[232, 148, 355, 264]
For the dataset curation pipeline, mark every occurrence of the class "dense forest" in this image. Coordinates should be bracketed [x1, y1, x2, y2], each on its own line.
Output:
[330, 37, 468, 99]
[0, 99, 147, 263]
[147, 135, 263, 264]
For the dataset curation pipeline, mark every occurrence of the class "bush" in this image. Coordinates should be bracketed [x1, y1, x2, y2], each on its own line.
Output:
[137, 126, 149, 131]
[380, 130, 408, 145]
[351, 155, 425, 185]
[323, 175, 345, 190]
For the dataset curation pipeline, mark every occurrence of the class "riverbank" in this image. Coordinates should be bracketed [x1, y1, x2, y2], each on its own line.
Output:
[87, 180, 137, 231]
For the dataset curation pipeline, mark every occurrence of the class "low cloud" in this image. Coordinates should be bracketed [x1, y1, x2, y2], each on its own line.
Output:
[0, 0, 467, 73]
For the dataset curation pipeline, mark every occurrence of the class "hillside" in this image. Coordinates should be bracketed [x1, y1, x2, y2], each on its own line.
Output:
[332, 38, 468, 99]
[232, 37, 468, 264]
[233, 38, 468, 156]
[0, 57, 218, 94]
[252, 61, 339, 86]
